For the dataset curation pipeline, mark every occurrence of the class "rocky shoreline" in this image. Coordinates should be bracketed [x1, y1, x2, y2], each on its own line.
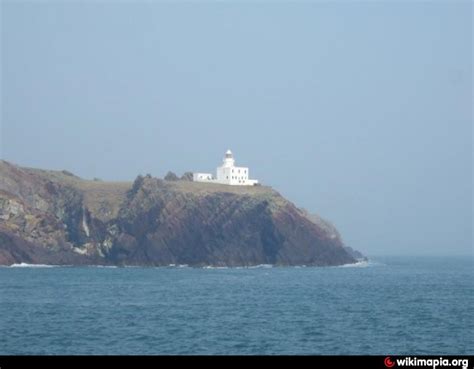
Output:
[0, 160, 362, 267]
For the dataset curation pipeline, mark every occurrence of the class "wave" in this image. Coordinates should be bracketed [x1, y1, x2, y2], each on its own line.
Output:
[339, 260, 370, 268]
[338, 259, 384, 268]
[202, 264, 273, 269]
[167, 264, 189, 268]
[8, 263, 60, 268]
[234, 264, 273, 269]
[247, 264, 273, 269]
[3, 261, 382, 269]
[5, 264, 121, 269]
[87, 265, 118, 268]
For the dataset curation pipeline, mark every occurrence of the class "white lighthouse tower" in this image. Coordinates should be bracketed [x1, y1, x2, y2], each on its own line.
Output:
[193, 150, 259, 186]
[222, 150, 235, 167]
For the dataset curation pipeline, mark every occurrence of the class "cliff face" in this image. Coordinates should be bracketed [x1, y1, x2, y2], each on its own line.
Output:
[0, 160, 357, 266]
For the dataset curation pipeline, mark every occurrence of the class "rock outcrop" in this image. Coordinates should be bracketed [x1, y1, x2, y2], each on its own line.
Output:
[0, 160, 359, 266]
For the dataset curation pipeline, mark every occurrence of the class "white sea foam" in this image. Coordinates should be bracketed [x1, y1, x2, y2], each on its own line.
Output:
[338, 259, 384, 268]
[339, 260, 370, 268]
[204, 264, 274, 269]
[166, 264, 189, 268]
[9, 263, 58, 268]
[90, 265, 118, 268]
[225, 264, 273, 269]
[247, 264, 273, 269]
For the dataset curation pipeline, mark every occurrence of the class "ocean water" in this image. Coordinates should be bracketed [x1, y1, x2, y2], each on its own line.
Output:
[0, 256, 472, 355]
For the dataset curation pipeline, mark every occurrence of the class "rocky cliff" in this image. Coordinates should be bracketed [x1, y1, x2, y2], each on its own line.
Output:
[0, 160, 358, 266]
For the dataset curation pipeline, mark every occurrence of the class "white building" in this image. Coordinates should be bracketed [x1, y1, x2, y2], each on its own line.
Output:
[193, 150, 259, 186]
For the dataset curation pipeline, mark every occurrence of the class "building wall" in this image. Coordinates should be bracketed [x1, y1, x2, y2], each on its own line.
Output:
[216, 166, 257, 185]
[193, 173, 214, 182]
[193, 153, 259, 186]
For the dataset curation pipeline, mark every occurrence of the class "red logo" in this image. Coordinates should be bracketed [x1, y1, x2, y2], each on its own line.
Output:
[384, 357, 395, 368]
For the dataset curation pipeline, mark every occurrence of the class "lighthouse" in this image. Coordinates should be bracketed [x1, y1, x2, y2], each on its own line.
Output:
[222, 150, 235, 167]
[193, 150, 259, 186]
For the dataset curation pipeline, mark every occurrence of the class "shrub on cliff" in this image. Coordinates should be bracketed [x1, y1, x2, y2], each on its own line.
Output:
[181, 172, 193, 181]
[164, 171, 179, 181]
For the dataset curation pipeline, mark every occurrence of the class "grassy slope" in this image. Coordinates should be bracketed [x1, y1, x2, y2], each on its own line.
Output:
[21, 166, 286, 221]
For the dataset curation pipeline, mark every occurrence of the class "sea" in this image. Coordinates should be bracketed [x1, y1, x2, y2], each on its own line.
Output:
[0, 256, 472, 355]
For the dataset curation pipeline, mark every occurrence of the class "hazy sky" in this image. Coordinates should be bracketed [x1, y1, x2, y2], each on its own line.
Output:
[1, 1, 472, 256]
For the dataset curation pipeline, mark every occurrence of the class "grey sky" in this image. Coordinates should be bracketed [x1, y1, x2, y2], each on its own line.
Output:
[1, 1, 472, 256]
